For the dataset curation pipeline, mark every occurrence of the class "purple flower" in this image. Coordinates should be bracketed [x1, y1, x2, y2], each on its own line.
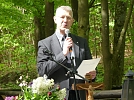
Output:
[28, 81, 33, 87]
[5, 96, 15, 100]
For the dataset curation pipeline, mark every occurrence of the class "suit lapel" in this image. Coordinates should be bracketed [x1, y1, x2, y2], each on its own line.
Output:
[51, 34, 62, 55]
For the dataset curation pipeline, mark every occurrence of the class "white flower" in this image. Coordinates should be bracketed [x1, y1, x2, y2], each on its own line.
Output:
[19, 83, 23, 87]
[19, 80, 27, 87]
[56, 88, 66, 100]
[31, 75, 54, 95]
[18, 74, 66, 100]
[19, 76, 23, 80]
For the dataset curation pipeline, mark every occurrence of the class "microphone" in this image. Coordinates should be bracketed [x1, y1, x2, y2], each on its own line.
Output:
[65, 29, 72, 52]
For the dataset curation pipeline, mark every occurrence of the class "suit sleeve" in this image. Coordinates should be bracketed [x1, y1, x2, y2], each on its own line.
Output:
[37, 40, 67, 77]
[84, 38, 92, 59]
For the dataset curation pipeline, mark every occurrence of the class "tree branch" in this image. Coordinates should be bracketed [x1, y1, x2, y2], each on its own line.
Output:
[115, 0, 134, 55]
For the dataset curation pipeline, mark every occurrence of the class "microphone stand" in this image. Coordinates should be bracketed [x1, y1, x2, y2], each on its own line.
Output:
[44, 50, 90, 100]
[70, 56, 79, 100]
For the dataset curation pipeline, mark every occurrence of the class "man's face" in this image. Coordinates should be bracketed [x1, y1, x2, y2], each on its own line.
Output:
[54, 9, 74, 31]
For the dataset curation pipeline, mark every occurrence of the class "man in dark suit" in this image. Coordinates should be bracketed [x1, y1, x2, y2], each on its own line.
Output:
[37, 6, 96, 100]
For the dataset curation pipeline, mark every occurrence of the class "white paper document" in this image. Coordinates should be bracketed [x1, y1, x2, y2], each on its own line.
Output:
[75, 57, 101, 79]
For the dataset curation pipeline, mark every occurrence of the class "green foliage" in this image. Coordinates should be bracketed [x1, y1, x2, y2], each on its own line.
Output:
[96, 64, 104, 82]
[70, 21, 78, 35]
[0, 0, 36, 75]
[0, 1, 33, 32]
[47, 0, 55, 2]
[0, 0, 50, 89]
[0, 0, 134, 90]
[0, 28, 35, 67]
[0, 65, 38, 88]
[3, 0, 45, 17]
[89, 4, 102, 57]
[124, 55, 134, 71]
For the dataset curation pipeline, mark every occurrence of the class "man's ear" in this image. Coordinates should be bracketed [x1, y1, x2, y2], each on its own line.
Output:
[53, 16, 57, 24]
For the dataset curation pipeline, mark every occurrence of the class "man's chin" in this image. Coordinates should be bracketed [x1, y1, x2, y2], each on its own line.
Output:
[60, 27, 69, 30]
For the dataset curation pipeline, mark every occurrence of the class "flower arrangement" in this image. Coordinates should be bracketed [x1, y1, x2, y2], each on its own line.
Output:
[17, 74, 66, 100]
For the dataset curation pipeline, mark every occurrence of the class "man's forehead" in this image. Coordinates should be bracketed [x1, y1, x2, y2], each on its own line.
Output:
[56, 9, 72, 17]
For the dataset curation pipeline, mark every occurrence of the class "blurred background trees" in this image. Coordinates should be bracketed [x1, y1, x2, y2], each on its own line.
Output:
[0, 0, 134, 90]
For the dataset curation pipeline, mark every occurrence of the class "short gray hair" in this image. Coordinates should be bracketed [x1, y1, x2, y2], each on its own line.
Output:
[55, 6, 73, 17]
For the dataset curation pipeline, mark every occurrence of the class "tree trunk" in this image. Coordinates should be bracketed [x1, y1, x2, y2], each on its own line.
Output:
[112, 0, 134, 86]
[45, 0, 54, 37]
[112, 0, 127, 87]
[78, 0, 89, 40]
[101, 0, 112, 90]
[70, 0, 78, 22]
[131, 12, 134, 54]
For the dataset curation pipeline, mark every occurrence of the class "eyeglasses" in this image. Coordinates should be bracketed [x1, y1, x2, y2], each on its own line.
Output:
[56, 16, 73, 20]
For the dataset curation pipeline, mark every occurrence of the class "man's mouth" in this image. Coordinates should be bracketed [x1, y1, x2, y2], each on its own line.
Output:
[62, 23, 67, 27]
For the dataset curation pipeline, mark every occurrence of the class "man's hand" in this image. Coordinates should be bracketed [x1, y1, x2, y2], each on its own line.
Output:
[63, 37, 73, 56]
[86, 70, 96, 79]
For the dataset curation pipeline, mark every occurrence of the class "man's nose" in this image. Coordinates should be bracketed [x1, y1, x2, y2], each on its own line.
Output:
[63, 17, 67, 21]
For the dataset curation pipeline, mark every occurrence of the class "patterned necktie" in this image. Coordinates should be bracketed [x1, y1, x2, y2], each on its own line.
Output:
[61, 34, 67, 49]
[61, 34, 71, 63]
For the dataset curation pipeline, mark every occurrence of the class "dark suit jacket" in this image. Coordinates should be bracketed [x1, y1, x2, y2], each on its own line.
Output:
[37, 32, 92, 92]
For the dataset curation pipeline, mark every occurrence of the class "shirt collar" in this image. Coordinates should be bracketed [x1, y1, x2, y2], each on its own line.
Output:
[55, 29, 69, 41]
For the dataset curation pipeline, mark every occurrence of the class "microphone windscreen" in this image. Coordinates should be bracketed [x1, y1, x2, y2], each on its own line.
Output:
[65, 29, 70, 37]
